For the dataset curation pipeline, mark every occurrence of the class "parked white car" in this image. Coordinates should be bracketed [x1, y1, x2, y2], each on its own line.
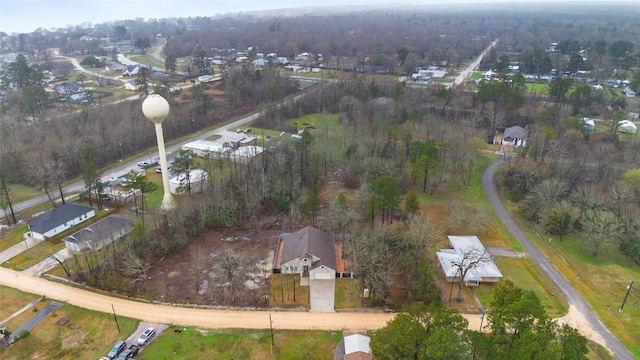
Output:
[137, 327, 156, 346]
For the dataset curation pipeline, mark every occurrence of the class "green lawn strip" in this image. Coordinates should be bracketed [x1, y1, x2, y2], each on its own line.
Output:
[509, 211, 640, 357]
[524, 82, 549, 95]
[0, 224, 29, 252]
[1, 287, 138, 360]
[0, 286, 40, 319]
[474, 257, 567, 317]
[4, 240, 65, 270]
[334, 278, 361, 309]
[4, 184, 43, 204]
[139, 327, 342, 360]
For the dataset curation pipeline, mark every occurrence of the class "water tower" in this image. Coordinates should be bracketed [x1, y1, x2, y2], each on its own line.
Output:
[142, 94, 176, 210]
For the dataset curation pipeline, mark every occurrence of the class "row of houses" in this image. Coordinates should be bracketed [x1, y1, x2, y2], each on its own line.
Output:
[27, 203, 133, 253]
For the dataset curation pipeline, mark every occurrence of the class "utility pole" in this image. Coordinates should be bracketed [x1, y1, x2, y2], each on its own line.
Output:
[619, 280, 634, 312]
[269, 313, 275, 354]
[111, 304, 121, 333]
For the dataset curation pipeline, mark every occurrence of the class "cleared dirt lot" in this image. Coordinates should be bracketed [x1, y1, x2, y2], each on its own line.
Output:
[139, 220, 287, 308]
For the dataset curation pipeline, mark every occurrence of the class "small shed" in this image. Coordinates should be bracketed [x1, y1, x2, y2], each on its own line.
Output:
[618, 120, 637, 134]
[344, 334, 372, 360]
[582, 117, 595, 131]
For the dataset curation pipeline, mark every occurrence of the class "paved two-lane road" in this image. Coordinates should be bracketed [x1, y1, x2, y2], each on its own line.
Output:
[483, 160, 634, 360]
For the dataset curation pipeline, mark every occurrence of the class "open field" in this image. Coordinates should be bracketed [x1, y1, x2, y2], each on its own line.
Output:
[508, 204, 640, 358]
[139, 327, 343, 360]
[0, 286, 139, 360]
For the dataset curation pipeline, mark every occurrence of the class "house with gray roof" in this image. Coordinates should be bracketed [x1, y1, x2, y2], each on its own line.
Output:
[277, 226, 336, 281]
[63, 215, 133, 252]
[501, 125, 527, 147]
[28, 203, 95, 240]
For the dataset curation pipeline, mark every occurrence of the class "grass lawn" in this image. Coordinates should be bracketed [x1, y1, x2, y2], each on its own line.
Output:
[139, 327, 343, 360]
[335, 278, 361, 309]
[268, 274, 310, 309]
[525, 82, 549, 95]
[0, 224, 29, 252]
[3, 240, 65, 270]
[3, 183, 43, 204]
[0, 286, 138, 360]
[474, 257, 568, 317]
[510, 210, 640, 358]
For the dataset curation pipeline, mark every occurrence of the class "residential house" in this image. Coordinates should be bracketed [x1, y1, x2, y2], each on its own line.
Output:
[276, 226, 336, 281]
[295, 52, 310, 61]
[123, 80, 139, 91]
[344, 334, 372, 360]
[122, 65, 140, 76]
[28, 203, 95, 240]
[501, 125, 527, 147]
[63, 215, 132, 252]
[252, 58, 268, 67]
[437, 235, 503, 286]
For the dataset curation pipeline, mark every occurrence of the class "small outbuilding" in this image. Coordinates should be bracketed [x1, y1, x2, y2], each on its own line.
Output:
[344, 333, 372, 360]
[582, 117, 595, 131]
[618, 120, 637, 134]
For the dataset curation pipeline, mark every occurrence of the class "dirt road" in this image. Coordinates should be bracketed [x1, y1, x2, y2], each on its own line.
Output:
[0, 267, 392, 331]
[0, 267, 491, 333]
[483, 160, 633, 360]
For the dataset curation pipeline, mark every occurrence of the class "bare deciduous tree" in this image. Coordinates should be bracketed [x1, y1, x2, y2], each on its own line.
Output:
[448, 248, 492, 301]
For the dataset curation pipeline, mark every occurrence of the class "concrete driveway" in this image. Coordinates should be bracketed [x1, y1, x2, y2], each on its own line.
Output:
[309, 279, 335, 312]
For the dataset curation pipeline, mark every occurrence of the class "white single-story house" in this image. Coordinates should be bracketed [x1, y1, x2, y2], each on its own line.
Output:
[63, 215, 132, 252]
[437, 235, 503, 286]
[344, 333, 372, 360]
[276, 226, 336, 281]
[28, 203, 96, 240]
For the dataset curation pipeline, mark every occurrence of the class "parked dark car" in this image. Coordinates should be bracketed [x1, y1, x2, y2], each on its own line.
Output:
[107, 340, 126, 359]
[118, 344, 139, 360]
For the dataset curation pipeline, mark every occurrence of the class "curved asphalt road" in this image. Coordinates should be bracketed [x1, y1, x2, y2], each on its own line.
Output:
[483, 160, 634, 360]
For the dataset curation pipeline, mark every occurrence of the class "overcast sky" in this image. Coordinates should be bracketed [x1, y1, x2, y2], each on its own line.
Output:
[0, 0, 632, 34]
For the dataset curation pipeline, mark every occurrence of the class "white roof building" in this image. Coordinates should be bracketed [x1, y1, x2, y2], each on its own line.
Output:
[344, 333, 372, 360]
[437, 235, 503, 286]
[232, 146, 264, 163]
[169, 169, 208, 194]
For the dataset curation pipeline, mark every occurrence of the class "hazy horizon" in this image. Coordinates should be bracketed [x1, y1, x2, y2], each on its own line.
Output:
[1, 0, 636, 35]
